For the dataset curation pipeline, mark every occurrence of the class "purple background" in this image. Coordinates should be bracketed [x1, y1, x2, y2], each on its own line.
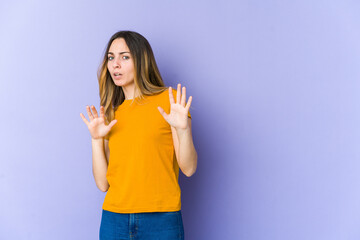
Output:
[1, 0, 360, 239]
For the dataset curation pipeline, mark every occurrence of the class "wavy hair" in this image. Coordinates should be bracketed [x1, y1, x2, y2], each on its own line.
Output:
[97, 30, 168, 124]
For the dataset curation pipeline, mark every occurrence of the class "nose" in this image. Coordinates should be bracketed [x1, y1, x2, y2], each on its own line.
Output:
[112, 57, 121, 69]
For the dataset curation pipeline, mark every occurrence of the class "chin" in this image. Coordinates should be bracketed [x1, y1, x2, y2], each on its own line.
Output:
[114, 80, 130, 87]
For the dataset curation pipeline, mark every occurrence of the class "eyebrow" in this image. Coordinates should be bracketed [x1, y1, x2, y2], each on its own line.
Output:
[107, 51, 130, 55]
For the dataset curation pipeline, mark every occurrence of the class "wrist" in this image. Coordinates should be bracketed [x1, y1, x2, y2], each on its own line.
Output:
[92, 137, 104, 141]
[175, 126, 190, 136]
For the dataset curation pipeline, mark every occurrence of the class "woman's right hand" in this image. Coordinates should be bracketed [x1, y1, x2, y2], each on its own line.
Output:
[80, 105, 117, 140]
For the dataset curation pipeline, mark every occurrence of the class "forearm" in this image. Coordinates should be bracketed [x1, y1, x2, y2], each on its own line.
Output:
[176, 127, 197, 177]
[91, 138, 109, 192]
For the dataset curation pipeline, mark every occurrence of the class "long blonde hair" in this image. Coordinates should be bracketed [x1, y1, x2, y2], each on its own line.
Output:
[97, 30, 168, 124]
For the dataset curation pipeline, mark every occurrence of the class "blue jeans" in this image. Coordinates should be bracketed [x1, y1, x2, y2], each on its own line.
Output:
[99, 209, 185, 240]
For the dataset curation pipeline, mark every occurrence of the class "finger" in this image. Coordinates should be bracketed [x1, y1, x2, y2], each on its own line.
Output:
[91, 105, 99, 118]
[107, 119, 117, 129]
[80, 113, 90, 126]
[185, 96, 192, 111]
[86, 106, 95, 120]
[180, 86, 186, 107]
[169, 87, 175, 105]
[157, 106, 168, 121]
[177, 83, 181, 104]
[100, 106, 105, 119]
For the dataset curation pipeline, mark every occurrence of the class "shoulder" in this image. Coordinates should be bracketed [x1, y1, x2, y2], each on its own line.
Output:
[146, 87, 178, 104]
[165, 87, 180, 102]
[155, 87, 177, 100]
[164, 87, 178, 96]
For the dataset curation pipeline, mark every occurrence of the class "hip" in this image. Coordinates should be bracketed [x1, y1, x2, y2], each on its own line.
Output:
[99, 209, 184, 240]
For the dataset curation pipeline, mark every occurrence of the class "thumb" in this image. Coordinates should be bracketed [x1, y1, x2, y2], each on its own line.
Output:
[157, 106, 168, 120]
[107, 119, 117, 129]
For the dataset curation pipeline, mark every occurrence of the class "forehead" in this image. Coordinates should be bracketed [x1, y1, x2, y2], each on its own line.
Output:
[109, 38, 129, 52]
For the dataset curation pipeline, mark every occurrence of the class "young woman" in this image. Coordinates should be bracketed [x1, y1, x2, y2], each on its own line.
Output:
[80, 30, 197, 240]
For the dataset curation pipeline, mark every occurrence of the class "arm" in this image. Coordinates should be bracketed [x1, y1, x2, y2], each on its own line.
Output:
[159, 84, 197, 176]
[104, 139, 110, 161]
[171, 117, 197, 177]
[92, 138, 109, 192]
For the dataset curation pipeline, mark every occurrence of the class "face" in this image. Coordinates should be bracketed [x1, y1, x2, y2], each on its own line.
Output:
[107, 38, 135, 87]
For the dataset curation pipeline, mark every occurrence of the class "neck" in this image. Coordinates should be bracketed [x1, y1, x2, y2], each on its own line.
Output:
[122, 83, 138, 100]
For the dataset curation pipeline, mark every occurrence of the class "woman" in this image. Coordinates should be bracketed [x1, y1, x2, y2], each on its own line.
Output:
[80, 30, 197, 240]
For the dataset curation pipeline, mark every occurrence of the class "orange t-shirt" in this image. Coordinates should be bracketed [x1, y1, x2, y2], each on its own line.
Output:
[102, 88, 191, 213]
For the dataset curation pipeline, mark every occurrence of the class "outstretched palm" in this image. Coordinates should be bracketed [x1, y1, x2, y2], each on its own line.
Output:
[80, 105, 117, 139]
[158, 84, 193, 130]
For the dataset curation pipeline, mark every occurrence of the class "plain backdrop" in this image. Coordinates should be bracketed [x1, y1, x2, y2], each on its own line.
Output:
[1, 0, 360, 239]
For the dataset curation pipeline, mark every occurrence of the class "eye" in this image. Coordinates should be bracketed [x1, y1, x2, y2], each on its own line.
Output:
[122, 56, 130, 60]
[107, 56, 113, 60]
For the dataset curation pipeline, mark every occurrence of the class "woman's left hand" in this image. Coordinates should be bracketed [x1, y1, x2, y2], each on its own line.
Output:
[158, 83, 192, 130]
